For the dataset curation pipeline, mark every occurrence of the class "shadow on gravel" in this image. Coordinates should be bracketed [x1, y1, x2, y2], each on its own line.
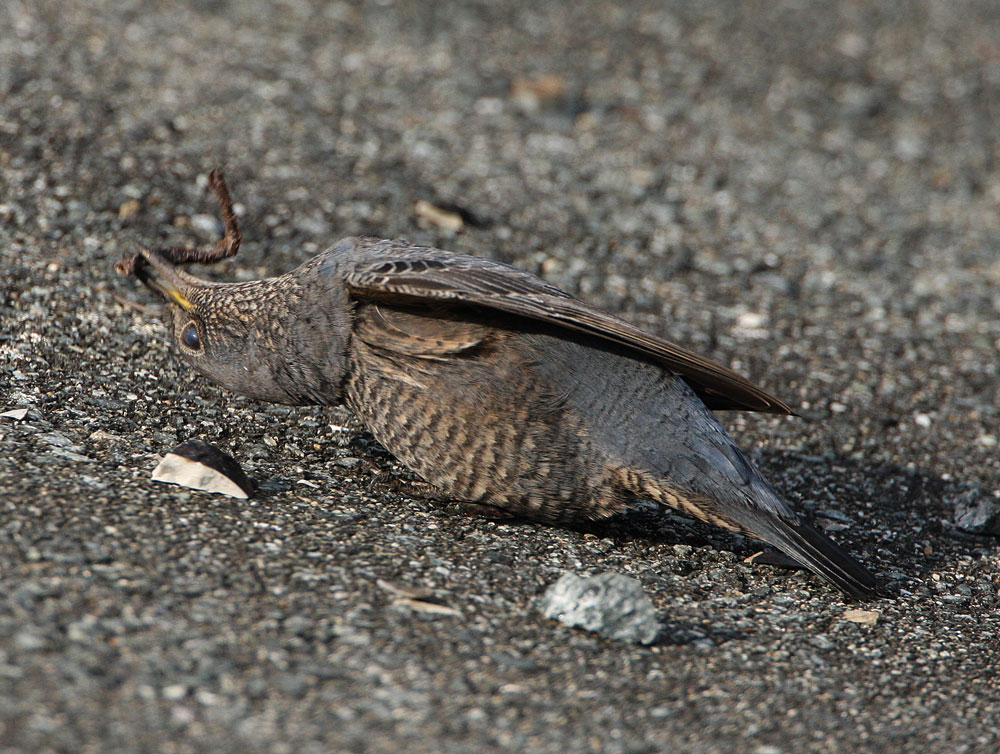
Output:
[264, 427, 997, 601]
[553, 450, 997, 594]
[756, 450, 998, 581]
[409, 448, 990, 599]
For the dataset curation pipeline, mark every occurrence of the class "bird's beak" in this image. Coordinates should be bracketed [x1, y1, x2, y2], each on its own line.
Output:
[132, 249, 202, 311]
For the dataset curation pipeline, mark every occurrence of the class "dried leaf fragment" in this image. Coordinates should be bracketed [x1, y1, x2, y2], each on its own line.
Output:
[843, 609, 880, 626]
[414, 200, 464, 232]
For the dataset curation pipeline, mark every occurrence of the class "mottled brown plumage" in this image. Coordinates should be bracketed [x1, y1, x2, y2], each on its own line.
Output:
[116, 170, 881, 599]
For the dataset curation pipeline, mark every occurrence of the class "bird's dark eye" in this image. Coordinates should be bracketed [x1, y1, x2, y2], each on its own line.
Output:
[181, 322, 202, 350]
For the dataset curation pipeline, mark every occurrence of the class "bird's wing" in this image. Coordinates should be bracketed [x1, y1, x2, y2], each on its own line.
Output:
[354, 303, 489, 360]
[342, 242, 793, 414]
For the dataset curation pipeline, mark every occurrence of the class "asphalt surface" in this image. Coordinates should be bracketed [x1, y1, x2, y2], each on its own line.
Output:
[2, 1, 1000, 752]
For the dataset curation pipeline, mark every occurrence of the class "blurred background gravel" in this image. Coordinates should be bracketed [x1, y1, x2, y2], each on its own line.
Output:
[1, 1, 999, 752]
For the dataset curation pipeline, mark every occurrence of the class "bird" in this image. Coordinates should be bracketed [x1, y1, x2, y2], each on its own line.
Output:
[116, 169, 881, 600]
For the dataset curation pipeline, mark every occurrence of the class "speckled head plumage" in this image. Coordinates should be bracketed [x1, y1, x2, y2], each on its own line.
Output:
[116, 169, 883, 600]
[126, 244, 352, 406]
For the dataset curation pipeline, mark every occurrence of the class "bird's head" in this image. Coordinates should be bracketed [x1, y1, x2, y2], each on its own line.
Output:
[123, 247, 350, 405]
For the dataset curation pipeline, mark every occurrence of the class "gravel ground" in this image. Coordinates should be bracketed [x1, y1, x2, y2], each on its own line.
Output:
[2, 1, 1000, 752]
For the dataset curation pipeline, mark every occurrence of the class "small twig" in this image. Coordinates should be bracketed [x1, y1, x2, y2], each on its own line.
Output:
[156, 168, 242, 265]
[114, 168, 243, 275]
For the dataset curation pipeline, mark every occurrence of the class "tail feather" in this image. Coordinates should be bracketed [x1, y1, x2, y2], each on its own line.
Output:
[628, 466, 882, 599]
[751, 515, 882, 600]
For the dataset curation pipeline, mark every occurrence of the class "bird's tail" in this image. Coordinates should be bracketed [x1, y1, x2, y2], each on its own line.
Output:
[745, 511, 883, 600]
[628, 468, 882, 600]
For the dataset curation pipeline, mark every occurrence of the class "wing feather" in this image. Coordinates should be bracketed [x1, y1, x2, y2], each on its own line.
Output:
[341, 242, 793, 414]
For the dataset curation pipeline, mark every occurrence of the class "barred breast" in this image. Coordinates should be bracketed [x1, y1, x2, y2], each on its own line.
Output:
[342, 303, 631, 523]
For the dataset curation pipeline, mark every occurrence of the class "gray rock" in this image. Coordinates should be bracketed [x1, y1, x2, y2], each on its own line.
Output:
[538, 571, 660, 644]
[953, 487, 1000, 535]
